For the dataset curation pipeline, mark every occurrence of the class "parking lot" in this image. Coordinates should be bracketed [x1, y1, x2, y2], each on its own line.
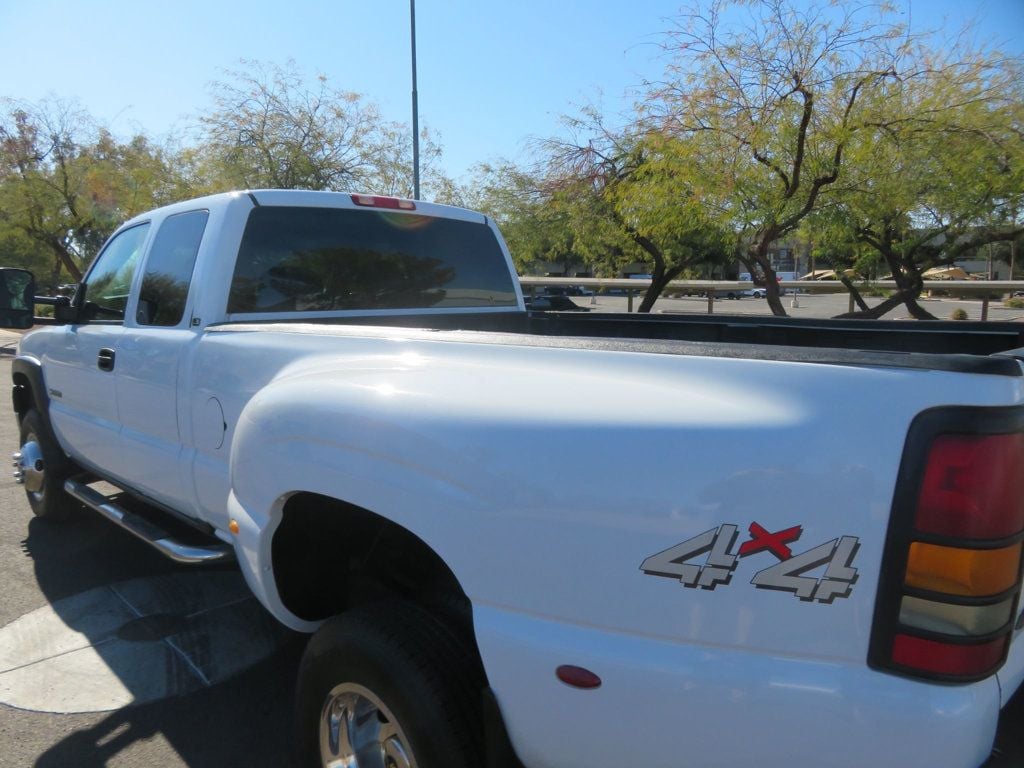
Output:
[542, 289, 1024, 322]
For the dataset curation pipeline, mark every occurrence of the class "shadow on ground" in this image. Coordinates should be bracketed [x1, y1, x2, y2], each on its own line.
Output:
[12, 511, 305, 767]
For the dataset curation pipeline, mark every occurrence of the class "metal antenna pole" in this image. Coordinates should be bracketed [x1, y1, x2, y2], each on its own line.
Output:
[410, 0, 420, 200]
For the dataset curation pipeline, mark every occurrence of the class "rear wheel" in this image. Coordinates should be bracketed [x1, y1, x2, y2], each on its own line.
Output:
[17, 409, 78, 520]
[295, 602, 484, 768]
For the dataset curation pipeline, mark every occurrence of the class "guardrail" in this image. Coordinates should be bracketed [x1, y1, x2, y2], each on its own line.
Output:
[519, 276, 1024, 318]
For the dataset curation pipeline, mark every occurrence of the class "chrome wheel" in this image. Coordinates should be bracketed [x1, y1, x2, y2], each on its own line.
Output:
[15, 437, 45, 494]
[319, 682, 416, 768]
[16, 409, 77, 521]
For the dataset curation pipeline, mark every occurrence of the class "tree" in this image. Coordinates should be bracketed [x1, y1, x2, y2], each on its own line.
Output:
[194, 60, 455, 198]
[463, 161, 576, 275]
[195, 60, 377, 191]
[361, 121, 452, 200]
[0, 100, 97, 282]
[0, 98, 181, 286]
[820, 55, 1024, 319]
[540, 111, 730, 311]
[647, 0, 934, 316]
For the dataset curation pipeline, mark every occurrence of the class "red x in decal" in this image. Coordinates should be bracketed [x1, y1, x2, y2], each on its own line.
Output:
[738, 522, 802, 560]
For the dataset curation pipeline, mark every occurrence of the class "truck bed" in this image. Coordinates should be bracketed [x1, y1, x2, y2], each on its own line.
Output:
[216, 311, 1024, 377]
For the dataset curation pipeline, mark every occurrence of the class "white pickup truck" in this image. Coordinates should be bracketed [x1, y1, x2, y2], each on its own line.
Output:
[3, 190, 1024, 768]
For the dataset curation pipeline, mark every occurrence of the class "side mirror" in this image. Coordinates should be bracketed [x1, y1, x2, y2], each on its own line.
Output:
[0, 268, 36, 329]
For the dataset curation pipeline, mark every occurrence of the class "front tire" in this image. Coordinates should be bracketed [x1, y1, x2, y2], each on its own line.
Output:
[295, 602, 484, 768]
[17, 409, 78, 520]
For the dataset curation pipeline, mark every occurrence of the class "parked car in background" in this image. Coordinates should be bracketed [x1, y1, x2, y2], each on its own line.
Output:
[541, 286, 592, 297]
[525, 294, 590, 311]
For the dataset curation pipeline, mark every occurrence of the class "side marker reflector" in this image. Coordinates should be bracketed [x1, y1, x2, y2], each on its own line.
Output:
[556, 665, 602, 690]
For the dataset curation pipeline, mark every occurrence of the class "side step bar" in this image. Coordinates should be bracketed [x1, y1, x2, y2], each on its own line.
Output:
[64, 478, 235, 565]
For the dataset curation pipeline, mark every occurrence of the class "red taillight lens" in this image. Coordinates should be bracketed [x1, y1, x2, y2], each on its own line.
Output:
[916, 434, 1024, 539]
[870, 407, 1024, 684]
[891, 634, 1008, 677]
[350, 194, 416, 210]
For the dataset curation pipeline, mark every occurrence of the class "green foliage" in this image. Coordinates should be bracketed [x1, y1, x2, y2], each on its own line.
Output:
[521, 110, 733, 310]
[193, 60, 377, 192]
[950, 308, 969, 320]
[192, 60, 454, 199]
[1004, 298, 1024, 309]
[0, 97, 184, 286]
[462, 162, 577, 274]
[794, 18, 1024, 318]
[640, 0, 925, 315]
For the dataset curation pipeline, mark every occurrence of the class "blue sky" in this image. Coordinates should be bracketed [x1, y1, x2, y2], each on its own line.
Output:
[1, 0, 1021, 182]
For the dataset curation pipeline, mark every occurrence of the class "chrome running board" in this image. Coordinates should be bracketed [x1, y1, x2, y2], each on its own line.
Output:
[64, 478, 234, 565]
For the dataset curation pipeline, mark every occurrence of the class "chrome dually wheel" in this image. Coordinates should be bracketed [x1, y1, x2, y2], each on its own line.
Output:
[296, 602, 484, 768]
[16, 409, 77, 520]
[320, 683, 416, 768]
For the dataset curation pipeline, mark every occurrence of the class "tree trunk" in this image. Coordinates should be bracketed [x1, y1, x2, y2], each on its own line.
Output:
[839, 275, 870, 312]
[638, 264, 682, 313]
[48, 257, 63, 295]
[833, 289, 922, 319]
[47, 239, 83, 282]
[834, 249, 937, 320]
[900, 294, 937, 320]
[746, 238, 787, 317]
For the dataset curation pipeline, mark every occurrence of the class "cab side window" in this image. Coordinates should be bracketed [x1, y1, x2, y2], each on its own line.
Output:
[84, 223, 151, 322]
[137, 210, 209, 326]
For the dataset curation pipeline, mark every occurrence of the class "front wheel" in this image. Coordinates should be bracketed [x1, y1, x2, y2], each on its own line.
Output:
[295, 603, 484, 768]
[17, 409, 78, 520]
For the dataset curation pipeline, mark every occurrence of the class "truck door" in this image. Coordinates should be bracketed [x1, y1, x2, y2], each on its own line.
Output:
[44, 223, 151, 474]
[114, 209, 208, 514]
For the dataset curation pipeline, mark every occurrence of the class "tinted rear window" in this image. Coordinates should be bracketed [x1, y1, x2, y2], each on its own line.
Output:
[228, 206, 518, 314]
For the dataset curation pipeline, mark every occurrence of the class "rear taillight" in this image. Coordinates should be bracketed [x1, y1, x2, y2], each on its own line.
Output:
[870, 406, 1024, 683]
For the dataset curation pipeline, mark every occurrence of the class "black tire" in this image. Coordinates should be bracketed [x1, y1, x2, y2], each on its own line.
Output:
[18, 409, 78, 520]
[295, 602, 485, 768]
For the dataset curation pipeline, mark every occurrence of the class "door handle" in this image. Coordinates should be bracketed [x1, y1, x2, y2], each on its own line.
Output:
[97, 348, 115, 372]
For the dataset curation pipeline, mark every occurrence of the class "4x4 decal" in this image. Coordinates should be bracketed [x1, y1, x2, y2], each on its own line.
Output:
[640, 522, 860, 603]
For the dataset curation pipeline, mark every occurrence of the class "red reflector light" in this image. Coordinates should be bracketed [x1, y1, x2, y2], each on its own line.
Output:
[891, 634, 1008, 677]
[350, 194, 416, 211]
[915, 433, 1024, 539]
[555, 665, 602, 690]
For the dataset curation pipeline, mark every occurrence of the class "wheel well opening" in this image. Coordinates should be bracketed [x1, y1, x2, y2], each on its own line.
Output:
[275, 493, 497, 744]
[12, 372, 31, 420]
[272, 492, 478, 644]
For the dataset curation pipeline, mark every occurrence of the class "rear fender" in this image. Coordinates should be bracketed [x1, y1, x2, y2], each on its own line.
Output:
[225, 379, 495, 632]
